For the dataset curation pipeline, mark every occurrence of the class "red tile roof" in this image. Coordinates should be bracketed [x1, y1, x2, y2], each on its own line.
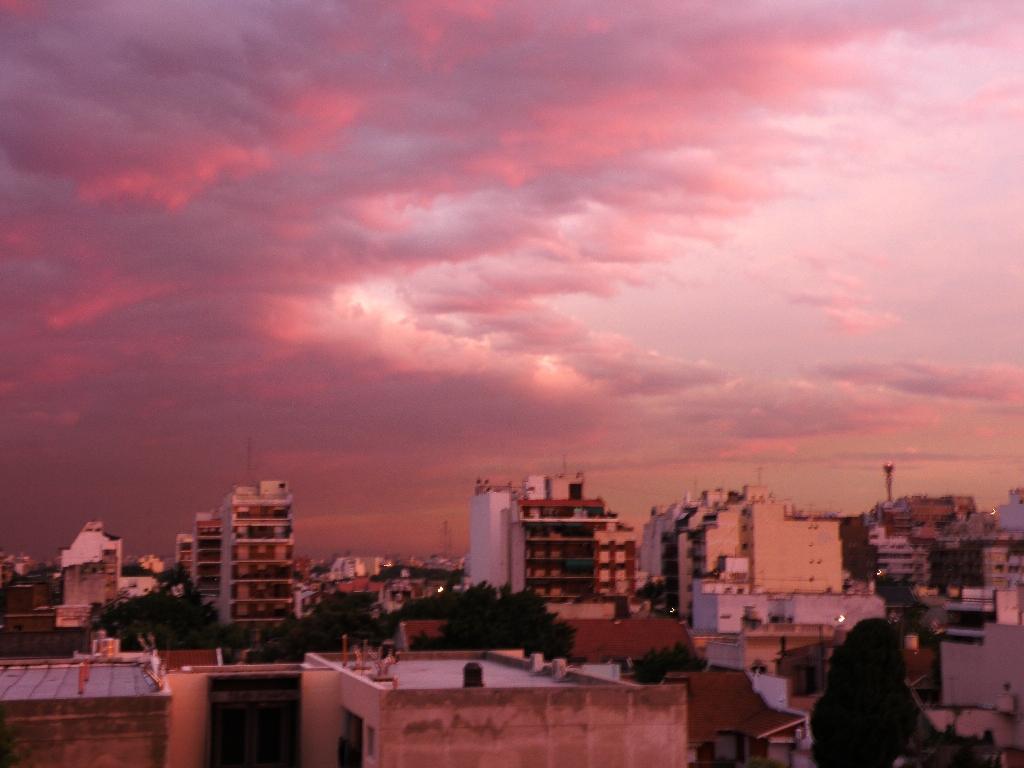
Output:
[161, 649, 219, 670]
[903, 647, 936, 686]
[336, 577, 375, 594]
[685, 671, 805, 744]
[399, 619, 446, 649]
[567, 618, 694, 663]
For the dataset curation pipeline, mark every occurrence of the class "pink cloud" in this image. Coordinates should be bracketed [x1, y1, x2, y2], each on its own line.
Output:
[821, 362, 1024, 404]
[1, 1, 1023, 557]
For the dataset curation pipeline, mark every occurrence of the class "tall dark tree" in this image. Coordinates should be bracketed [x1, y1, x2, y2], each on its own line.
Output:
[96, 573, 247, 654]
[811, 619, 917, 768]
[254, 593, 385, 662]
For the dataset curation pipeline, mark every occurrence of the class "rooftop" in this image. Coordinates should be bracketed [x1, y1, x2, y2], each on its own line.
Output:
[683, 671, 805, 743]
[567, 618, 693, 662]
[0, 662, 162, 701]
[389, 658, 575, 689]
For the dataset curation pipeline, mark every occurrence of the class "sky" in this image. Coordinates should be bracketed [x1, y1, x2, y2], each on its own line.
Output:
[3, 1, 1024, 560]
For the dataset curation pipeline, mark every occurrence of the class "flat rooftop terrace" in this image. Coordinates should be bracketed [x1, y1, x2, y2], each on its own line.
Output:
[0, 662, 161, 701]
[389, 658, 574, 690]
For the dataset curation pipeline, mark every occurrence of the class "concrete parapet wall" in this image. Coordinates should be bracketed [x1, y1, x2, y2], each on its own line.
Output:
[377, 683, 687, 768]
[5, 695, 169, 768]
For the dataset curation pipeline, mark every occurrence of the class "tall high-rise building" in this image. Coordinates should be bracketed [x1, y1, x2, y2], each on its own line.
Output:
[217, 480, 294, 626]
[469, 473, 636, 602]
[191, 512, 222, 603]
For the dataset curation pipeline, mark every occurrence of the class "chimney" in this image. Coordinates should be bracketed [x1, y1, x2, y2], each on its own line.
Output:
[529, 652, 545, 674]
[463, 662, 483, 688]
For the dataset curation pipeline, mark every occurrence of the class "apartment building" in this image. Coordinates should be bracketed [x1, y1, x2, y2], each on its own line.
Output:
[217, 480, 295, 626]
[59, 520, 123, 608]
[644, 486, 844, 622]
[191, 511, 222, 603]
[175, 532, 193, 572]
[469, 473, 637, 602]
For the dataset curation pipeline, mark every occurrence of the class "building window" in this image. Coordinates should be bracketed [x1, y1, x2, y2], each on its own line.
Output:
[340, 709, 364, 768]
[211, 702, 296, 767]
[210, 677, 298, 768]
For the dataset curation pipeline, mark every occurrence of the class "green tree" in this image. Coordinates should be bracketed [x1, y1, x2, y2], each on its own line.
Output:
[811, 619, 917, 768]
[96, 575, 247, 654]
[0, 704, 18, 768]
[409, 584, 574, 659]
[253, 593, 385, 662]
[632, 642, 705, 683]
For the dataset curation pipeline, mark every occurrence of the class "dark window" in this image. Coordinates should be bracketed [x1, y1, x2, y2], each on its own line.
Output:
[258, 707, 284, 763]
[218, 707, 247, 766]
[339, 709, 364, 768]
[211, 699, 296, 768]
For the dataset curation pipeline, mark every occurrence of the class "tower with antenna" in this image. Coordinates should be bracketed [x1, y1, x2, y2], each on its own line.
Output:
[883, 462, 894, 503]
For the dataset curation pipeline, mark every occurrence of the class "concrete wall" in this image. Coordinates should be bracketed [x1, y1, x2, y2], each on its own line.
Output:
[301, 668, 344, 768]
[469, 490, 513, 588]
[0, 630, 88, 657]
[692, 590, 883, 634]
[166, 670, 208, 768]
[375, 684, 688, 768]
[942, 623, 1024, 708]
[5, 695, 169, 768]
[998, 491, 1024, 532]
[705, 506, 744, 566]
[751, 505, 842, 594]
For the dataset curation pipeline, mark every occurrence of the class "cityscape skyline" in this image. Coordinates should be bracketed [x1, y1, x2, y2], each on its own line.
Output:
[4, 2, 1024, 559]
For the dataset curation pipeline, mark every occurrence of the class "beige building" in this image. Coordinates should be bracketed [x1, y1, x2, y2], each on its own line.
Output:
[217, 480, 295, 626]
[168, 649, 687, 768]
[6, 647, 688, 768]
[664, 486, 843, 622]
[748, 501, 842, 594]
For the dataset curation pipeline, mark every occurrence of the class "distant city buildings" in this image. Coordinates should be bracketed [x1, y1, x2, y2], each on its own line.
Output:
[641, 485, 846, 625]
[329, 555, 382, 581]
[469, 472, 637, 603]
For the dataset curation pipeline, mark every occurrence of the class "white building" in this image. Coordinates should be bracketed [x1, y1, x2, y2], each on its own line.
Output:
[691, 582, 885, 634]
[998, 488, 1024, 531]
[59, 521, 123, 607]
[468, 481, 517, 588]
